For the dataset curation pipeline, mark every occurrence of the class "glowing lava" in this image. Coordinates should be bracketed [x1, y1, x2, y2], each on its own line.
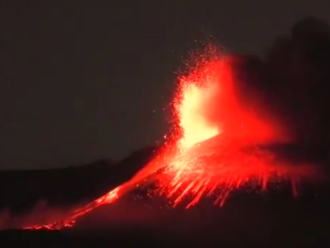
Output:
[23, 45, 320, 230]
[154, 49, 318, 208]
[175, 73, 220, 149]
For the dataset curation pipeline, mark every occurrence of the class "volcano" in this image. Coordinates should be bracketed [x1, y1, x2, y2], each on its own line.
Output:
[13, 43, 325, 231]
[2, 17, 330, 247]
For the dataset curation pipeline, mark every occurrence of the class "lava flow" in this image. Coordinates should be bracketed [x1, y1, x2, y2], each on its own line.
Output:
[24, 44, 320, 230]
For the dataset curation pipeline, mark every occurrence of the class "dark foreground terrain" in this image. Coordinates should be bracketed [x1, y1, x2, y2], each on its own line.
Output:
[0, 144, 330, 247]
[1, 188, 330, 248]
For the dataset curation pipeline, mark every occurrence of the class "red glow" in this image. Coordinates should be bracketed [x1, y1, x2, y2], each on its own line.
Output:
[151, 46, 318, 208]
[24, 44, 320, 230]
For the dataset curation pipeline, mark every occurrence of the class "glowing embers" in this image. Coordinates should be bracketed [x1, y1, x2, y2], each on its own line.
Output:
[158, 135, 318, 209]
[174, 59, 223, 149]
[156, 45, 311, 208]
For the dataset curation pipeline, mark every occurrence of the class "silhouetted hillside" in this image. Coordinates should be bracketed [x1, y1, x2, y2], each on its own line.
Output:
[0, 145, 159, 214]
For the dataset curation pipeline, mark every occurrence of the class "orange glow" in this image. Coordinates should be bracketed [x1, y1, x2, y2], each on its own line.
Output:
[155, 48, 317, 208]
[176, 71, 220, 149]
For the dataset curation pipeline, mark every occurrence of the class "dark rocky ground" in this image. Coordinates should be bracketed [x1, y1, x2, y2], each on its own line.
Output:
[1, 189, 330, 248]
[0, 144, 330, 247]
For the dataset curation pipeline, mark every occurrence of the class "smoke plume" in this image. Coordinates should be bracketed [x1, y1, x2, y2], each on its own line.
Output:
[228, 16, 330, 148]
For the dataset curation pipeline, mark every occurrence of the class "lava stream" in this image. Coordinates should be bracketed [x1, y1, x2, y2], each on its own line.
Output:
[24, 143, 179, 230]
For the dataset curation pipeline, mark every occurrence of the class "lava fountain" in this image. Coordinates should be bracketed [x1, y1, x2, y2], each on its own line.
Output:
[24, 45, 320, 230]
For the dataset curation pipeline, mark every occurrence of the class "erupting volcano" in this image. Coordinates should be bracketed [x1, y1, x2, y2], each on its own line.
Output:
[25, 44, 320, 230]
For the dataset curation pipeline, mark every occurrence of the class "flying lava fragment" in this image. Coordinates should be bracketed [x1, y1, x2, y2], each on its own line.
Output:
[24, 44, 320, 230]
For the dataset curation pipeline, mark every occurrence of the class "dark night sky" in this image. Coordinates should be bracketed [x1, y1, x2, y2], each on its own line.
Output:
[0, 0, 329, 169]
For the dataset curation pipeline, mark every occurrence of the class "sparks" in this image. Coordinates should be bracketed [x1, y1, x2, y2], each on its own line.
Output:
[154, 46, 318, 208]
[22, 44, 320, 230]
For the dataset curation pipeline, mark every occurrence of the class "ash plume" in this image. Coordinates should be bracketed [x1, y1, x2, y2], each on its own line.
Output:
[230, 16, 330, 151]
